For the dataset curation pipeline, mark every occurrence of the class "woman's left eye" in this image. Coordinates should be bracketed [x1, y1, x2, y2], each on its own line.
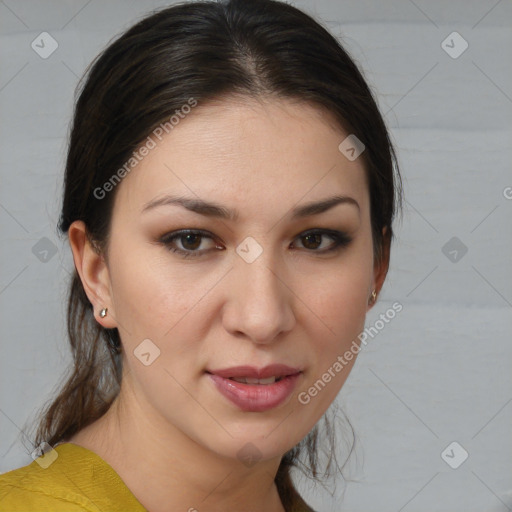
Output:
[292, 229, 352, 252]
[159, 228, 351, 259]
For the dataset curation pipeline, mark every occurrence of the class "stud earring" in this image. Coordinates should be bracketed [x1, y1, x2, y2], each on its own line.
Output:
[368, 290, 377, 305]
[99, 308, 108, 318]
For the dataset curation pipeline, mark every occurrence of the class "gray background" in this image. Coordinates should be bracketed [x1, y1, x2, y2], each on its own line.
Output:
[0, 1, 511, 511]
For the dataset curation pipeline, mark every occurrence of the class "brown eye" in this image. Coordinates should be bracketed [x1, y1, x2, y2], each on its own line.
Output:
[180, 233, 202, 251]
[301, 233, 323, 250]
[293, 229, 352, 253]
[159, 229, 220, 258]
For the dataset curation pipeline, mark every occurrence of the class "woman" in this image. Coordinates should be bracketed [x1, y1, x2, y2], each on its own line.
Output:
[0, 0, 402, 510]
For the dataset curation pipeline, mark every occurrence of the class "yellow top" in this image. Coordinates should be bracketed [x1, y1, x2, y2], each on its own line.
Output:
[0, 442, 146, 511]
[0, 442, 314, 512]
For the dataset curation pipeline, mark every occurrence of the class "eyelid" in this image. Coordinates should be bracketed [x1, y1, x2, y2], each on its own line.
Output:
[159, 229, 220, 257]
[292, 228, 352, 250]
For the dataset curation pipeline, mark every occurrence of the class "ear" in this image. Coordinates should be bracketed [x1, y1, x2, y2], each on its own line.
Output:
[368, 226, 391, 310]
[68, 220, 117, 328]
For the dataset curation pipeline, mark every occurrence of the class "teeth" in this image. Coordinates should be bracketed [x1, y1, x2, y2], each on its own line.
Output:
[231, 376, 278, 385]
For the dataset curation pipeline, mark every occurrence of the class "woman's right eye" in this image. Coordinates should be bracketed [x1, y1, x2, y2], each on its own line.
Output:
[159, 229, 222, 258]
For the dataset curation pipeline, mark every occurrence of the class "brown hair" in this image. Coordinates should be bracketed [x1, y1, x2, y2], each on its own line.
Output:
[30, 0, 402, 509]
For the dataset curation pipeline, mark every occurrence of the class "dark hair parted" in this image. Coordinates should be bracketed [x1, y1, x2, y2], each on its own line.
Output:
[32, 1, 402, 510]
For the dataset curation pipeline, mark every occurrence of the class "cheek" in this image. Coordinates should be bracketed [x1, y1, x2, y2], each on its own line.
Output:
[300, 267, 369, 375]
[293, 248, 373, 413]
[107, 253, 210, 405]
[300, 247, 373, 343]
[107, 242, 197, 345]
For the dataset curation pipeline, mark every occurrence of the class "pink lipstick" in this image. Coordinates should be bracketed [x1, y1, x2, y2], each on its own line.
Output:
[207, 364, 302, 412]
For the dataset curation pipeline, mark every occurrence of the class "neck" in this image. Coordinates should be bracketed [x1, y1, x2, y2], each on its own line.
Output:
[69, 378, 286, 512]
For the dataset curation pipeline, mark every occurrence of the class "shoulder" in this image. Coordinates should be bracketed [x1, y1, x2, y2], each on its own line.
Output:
[0, 448, 95, 511]
[0, 480, 90, 511]
[0, 443, 145, 512]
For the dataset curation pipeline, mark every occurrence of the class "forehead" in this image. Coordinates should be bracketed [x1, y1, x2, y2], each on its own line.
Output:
[114, 97, 369, 221]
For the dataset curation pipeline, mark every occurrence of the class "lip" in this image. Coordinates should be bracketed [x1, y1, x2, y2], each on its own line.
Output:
[206, 365, 303, 413]
[207, 364, 302, 379]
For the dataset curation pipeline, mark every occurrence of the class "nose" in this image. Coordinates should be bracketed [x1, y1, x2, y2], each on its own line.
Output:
[222, 246, 296, 345]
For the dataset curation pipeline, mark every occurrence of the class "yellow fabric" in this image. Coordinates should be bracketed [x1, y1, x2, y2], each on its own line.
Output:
[0, 442, 314, 512]
[0, 442, 146, 511]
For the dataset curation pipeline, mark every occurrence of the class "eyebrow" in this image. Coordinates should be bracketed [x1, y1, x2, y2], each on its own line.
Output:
[141, 194, 360, 220]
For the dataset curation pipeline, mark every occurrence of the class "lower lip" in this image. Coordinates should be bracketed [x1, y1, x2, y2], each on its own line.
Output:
[207, 373, 301, 412]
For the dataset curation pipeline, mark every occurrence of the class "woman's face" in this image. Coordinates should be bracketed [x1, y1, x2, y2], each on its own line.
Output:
[100, 97, 379, 462]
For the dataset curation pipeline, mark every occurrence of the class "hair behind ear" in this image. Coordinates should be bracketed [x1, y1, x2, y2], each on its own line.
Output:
[30, 271, 121, 448]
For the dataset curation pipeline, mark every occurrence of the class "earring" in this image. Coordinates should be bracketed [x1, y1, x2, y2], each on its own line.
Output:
[99, 308, 108, 318]
[368, 290, 377, 305]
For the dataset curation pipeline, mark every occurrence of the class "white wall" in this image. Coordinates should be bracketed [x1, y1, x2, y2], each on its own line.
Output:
[1, 1, 510, 511]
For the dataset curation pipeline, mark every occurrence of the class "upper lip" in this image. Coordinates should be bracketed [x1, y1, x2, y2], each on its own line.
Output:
[207, 364, 302, 379]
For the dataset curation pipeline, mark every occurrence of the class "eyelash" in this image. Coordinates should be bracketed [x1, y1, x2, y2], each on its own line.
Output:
[158, 228, 352, 259]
